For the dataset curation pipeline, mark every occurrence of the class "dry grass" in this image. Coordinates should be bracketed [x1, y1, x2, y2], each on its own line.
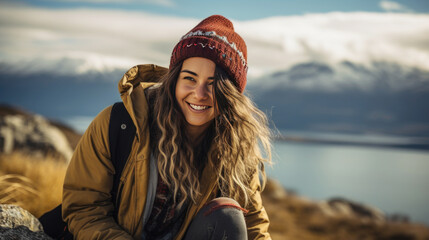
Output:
[0, 152, 67, 218]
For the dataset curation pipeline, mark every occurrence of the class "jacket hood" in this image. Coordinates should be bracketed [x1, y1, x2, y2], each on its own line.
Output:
[118, 64, 168, 140]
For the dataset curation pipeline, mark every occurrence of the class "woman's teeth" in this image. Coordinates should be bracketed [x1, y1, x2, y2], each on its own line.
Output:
[189, 103, 208, 110]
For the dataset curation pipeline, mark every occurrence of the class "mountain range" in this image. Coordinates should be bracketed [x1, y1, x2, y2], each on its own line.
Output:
[248, 61, 429, 138]
[1, 60, 428, 141]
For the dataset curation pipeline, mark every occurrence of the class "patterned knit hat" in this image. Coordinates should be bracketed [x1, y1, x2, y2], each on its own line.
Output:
[170, 15, 248, 92]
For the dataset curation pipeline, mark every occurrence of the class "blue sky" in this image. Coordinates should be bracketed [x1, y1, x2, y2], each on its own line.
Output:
[9, 0, 429, 20]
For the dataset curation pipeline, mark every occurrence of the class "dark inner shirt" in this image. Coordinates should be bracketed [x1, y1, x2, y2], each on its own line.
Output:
[143, 174, 189, 240]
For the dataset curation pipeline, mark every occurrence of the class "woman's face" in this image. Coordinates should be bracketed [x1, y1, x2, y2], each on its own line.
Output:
[175, 57, 216, 136]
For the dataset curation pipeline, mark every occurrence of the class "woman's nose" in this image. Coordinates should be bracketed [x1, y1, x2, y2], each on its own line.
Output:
[194, 84, 210, 99]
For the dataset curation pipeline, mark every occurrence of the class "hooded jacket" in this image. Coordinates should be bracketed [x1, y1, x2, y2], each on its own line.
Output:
[62, 64, 271, 240]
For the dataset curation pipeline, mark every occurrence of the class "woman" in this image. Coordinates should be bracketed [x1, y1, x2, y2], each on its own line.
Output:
[62, 15, 272, 240]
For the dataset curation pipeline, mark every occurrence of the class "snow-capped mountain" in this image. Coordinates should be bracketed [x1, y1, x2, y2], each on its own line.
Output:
[248, 61, 429, 137]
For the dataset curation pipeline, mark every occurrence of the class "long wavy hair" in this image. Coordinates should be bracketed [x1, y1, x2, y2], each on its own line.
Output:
[149, 61, 272, 207]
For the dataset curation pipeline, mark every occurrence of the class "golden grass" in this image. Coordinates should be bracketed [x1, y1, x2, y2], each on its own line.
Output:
[0, 152, 67, 218]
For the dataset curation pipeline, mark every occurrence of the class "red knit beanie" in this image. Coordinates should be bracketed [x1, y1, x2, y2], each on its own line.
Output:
[170, 15, 248, 92]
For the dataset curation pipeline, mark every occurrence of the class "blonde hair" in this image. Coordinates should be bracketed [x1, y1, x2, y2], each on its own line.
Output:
[150, 62, 271, 207]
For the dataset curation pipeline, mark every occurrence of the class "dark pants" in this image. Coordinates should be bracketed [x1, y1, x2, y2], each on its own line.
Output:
[183, 197, 248, 240]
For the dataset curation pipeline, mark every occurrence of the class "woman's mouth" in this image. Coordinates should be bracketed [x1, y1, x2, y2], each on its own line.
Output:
[187, 102, 210, 111]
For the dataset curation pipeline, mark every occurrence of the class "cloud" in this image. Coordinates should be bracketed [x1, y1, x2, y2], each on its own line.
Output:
[144, 0, 175, 7]
[42, 0, 175, 7]
[239, 12, 429, 78]
[379, 0, 411, 12]
[0, 4, 428, 81]
[0, 5, 194, 75]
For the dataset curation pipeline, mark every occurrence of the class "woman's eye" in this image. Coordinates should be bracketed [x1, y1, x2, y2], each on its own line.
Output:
[208, 81, 214, 86]
[184, 76, 195, 82]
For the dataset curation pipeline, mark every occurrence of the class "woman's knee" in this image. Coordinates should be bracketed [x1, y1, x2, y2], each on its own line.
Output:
[184, 198, 248, 240]
[202, 197, 248, 217]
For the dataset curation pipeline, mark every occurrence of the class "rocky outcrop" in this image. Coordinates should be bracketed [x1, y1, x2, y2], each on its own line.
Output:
[0, 105, 77, 161]
[322, 197, 385, 222]
[263, 179, 385, 222]
[0, 204, 52, 239]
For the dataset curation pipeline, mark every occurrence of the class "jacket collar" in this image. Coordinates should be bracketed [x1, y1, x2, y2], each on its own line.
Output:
[118, 64, 168, 141]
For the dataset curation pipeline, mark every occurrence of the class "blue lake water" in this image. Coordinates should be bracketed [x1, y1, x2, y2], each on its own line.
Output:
[266, 141, 429, 225]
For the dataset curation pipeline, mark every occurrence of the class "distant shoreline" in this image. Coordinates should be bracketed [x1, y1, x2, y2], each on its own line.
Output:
[274, 135, 429, 151]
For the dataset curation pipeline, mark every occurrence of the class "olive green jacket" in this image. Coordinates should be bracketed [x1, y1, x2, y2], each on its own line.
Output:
[62, 64, 271, 239]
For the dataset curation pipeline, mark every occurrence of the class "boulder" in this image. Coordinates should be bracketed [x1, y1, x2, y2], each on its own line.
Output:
[0, 225, 52, 240]
[0, 204, 42, 231]
[323, 197, 385, 222]
[0, 106, 74, 161]
[0, 204, 52, 239]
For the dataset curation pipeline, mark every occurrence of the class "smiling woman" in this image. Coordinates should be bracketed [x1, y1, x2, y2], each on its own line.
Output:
[59, 15, 273, 240]
[175, 57, 216, 140]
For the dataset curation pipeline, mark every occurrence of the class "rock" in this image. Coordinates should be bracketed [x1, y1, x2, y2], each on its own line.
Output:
[263, 178, 289, 200]
[0, 204, 53, 239]
[318, 197, 385, 222]
[0, 225, 52, 240]
[387, 213, 410, 223]
[0, 204, 42, 232]
[0, 106, 74, 161]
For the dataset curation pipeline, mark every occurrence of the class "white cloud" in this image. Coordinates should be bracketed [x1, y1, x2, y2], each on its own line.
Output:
[146, 0, 175, 7]
[44, 0, 175, 7]
[0, 5, 195, 74]
[238, 12, 429, 79]
[379, 0, 411, 12]
[57, 0, 134, 2]
[0, 5, 428, 81]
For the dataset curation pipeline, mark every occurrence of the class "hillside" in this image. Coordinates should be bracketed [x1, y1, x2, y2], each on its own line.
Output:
[262, 179, 429, 239]
[0, 104, 80, 161]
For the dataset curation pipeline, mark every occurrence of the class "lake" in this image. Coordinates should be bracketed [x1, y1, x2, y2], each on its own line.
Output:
[267, 140, 429, 225]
